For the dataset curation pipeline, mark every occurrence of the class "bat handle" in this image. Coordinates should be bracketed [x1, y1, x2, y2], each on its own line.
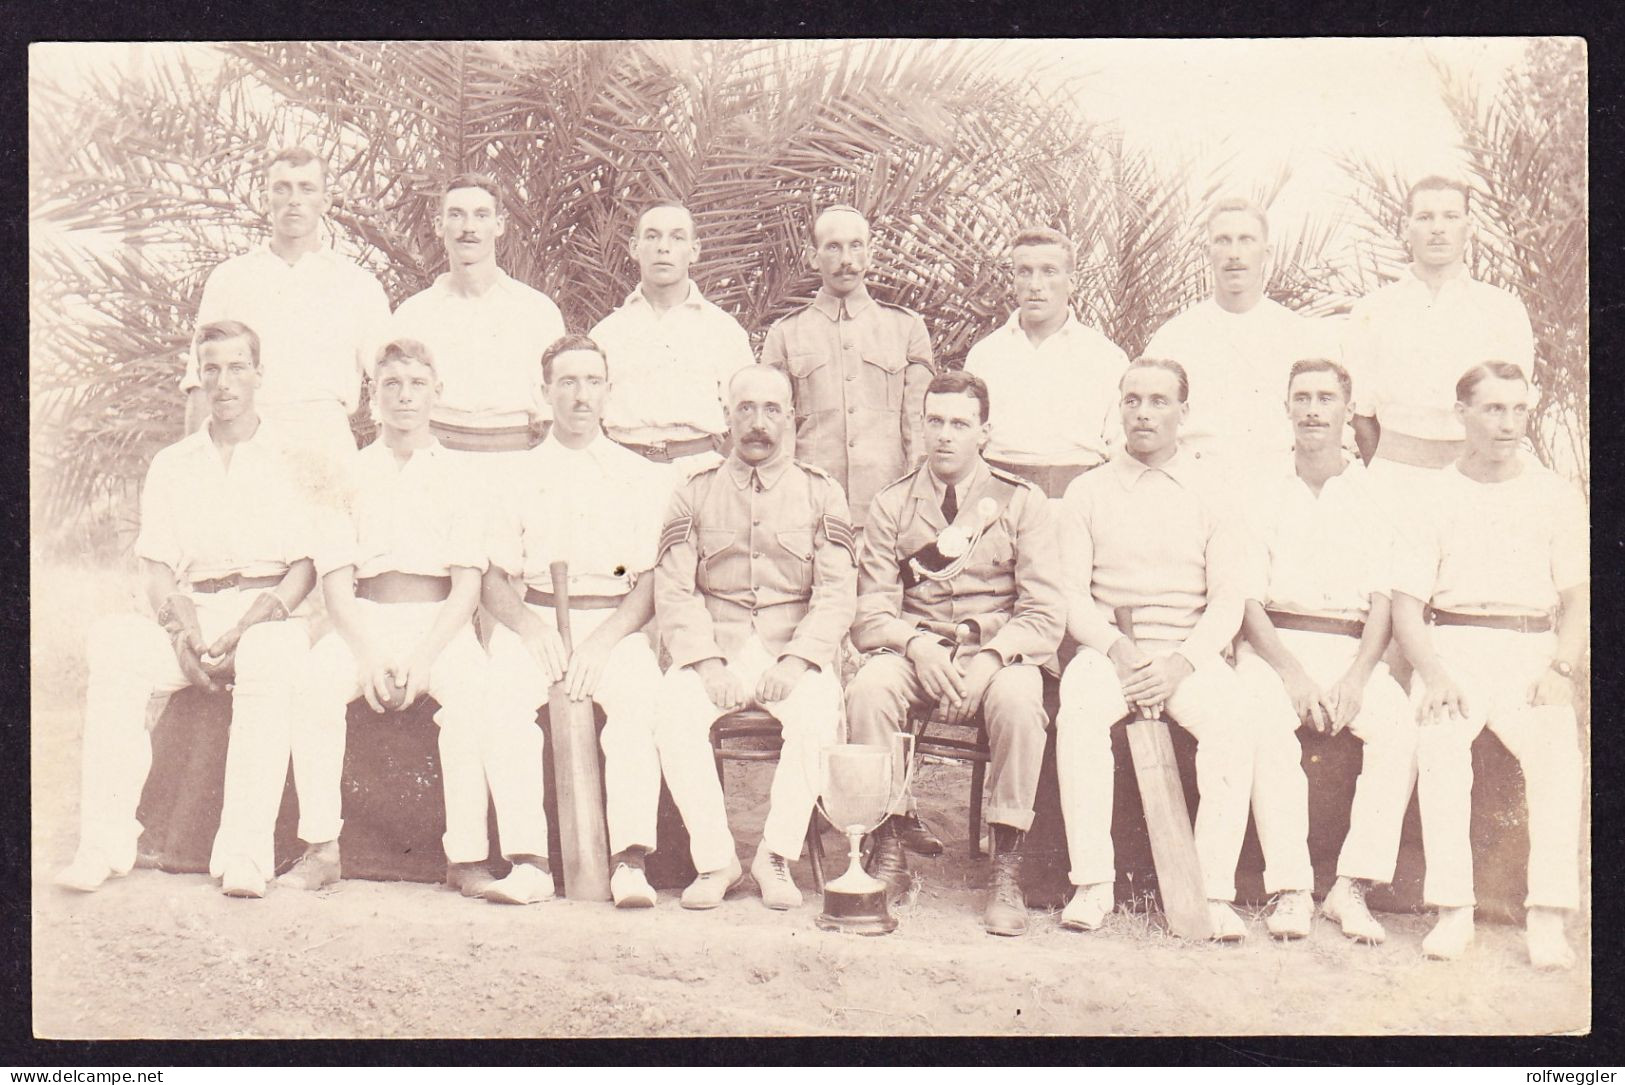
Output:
[1112, 605, 1154, 720]
[549, 560, 573, 654]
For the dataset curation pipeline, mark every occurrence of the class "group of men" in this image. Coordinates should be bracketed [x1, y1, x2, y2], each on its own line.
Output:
[56, 148, 1587, 973]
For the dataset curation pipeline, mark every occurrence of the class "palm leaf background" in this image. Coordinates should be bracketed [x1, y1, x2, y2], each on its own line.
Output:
[30, 39, 1585, 558]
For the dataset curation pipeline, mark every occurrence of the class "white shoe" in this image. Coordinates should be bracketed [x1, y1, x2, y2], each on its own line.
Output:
[483, 861, 555, 905]
[680, 856, 744, 910]
[219, 858, 266, 899]
[1422, 906, 1475, 960]
[1060, 882, 1114, 932]
[1525, 907, 1576, 971]
[1207, 899, 1248, 942]
[1265, 889, 1314, 940]
[54, 852, 120, 893]
[750, 841, 803, 910]
[1322, 877, 1386, 944]
[611, 863, 657, 909]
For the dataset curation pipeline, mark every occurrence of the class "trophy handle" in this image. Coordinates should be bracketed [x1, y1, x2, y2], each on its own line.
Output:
[890, 729, 917, 814]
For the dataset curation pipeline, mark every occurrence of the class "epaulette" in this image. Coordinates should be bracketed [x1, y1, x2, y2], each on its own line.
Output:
[683, 461, 725, 484]
[875, 464, 926, 495]
[875, 298, 923, 319]
[987, 465, 1040, 491]
[794, 460, 836, 482]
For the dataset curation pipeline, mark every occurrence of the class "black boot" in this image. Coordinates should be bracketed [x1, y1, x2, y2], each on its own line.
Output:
[983, 824, 1027, 936]
[895, 812, 945, 857]
[865, 815, 912, 899]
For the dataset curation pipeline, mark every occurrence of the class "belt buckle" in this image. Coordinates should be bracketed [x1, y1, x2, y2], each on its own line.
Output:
[647, 440, 671, 462]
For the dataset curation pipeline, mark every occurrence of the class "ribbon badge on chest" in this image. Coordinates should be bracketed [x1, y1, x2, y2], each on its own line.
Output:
[901, 496, 1000, 589]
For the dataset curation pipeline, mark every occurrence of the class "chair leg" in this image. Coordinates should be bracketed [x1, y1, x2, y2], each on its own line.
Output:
[969, 760, 987, 859]
[806, 813, 826, 893]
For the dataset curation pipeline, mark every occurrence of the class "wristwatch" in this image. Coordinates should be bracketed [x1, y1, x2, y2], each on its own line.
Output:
[1550, 659, 1575, 679]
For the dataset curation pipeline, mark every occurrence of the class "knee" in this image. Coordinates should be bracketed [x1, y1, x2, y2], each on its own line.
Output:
[845, 658, 909, 729]
[1058, 652, 1120, 732]
[983, 668, 1047, 735]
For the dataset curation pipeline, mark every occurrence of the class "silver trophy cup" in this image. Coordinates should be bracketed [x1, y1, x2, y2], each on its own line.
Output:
[814, 731, 915, 935]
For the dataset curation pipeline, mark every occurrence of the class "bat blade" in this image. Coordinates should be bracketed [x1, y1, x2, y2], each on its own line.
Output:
[1114, 605, 1213, 941]
[548, 560, 611, 902]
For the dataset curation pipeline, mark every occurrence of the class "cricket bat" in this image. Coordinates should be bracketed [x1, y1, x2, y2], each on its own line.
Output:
[548, 560, 612, 901]
[1114, 605, 1212, 941]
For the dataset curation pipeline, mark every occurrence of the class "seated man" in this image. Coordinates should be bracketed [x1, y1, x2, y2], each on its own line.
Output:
[1054, 358, 1289, 942]
[1233, 359, 1417, 942]
[279, 338, 552, 905]
[56, 320, 314, 894]
[1392, 361, 1586, 969]
[654, 365, 858, 911]
[484, 334, 719, 908]
[846, 370, 1063, 936]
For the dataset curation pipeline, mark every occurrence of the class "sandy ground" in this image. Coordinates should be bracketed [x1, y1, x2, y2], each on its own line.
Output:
[32, 705, 1591, 1040]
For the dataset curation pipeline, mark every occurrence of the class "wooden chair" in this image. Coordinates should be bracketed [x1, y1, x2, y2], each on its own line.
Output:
[910, 709, 993, 858]
[708, 707, 827, 891]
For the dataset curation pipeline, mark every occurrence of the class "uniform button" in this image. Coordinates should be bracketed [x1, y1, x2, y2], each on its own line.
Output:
[753, 551, 764, 559]
[753, 518, 761, 526]
[849, 438, 857, 447]
[843, 343, 854, 351]
[846, 373, 856, 381]
[848, 406, 856, 414]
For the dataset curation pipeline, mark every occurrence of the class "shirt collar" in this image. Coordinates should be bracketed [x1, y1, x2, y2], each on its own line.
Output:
[1000, 309, 1079, 341]
[810, 283, 875, 322]
[183, 416, 278, 458]
[539, 428, 615, 465]
[254, 241, 335, 267]
[1403, 262, 1471, 292]
[361, 434, 447, 463]
[625, 280, 707, 311]
[725, 441, 794, 490]
[1109, 444, 1203, 490]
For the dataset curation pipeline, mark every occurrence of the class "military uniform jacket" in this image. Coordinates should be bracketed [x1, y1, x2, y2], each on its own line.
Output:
[853, 458, 1065, 671]
[760, 284, 935, 526]
[655, 445, 859, 673]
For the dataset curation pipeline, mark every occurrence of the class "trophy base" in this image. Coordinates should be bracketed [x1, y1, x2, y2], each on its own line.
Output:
[815, 886, 897, 936]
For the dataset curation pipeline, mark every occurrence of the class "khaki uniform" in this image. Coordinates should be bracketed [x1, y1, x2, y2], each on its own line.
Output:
[846, 459, 1064, 831]
[654, 446, 858, 860]
[761, 285, 934, 528]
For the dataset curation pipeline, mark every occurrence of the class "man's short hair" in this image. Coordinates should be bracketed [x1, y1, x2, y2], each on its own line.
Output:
[1204, 197, 1270, 242]
[374, 338, 438, 379]
[812, 203, 870, 242]
[442, 171, 505, 214]
[1011, 226, 1075, 271]
[541, 334, 610, 384]
[1286, 358, 1352, 403]
[266, 147, 327, 187]
[1455, 360, 1528, 404]
[634, 200, 696, 236]
[195, 320, 261, 369]
[1122, 356, 1190, 404]
[925, 369, 991, 424]
[1404, 175, 1472, 217]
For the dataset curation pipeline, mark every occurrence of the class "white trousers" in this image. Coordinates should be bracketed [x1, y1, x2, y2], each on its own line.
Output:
[1056, 645, 1260, 901]
[71, 591, 307, 876]
[1234, 630, 1418, 886]
[292, 601, 541, 865]
[660, 638, 840, 862]
[1414, 626, 1581, 910]
[486, 605, 712, 864]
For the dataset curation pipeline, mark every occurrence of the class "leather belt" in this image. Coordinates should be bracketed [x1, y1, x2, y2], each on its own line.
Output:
[1265, 609, 1366, 639]
[1426, 607, 1552, 634]
[355, 572, 453, 604]
[524, 588, 624, 611]
[430, 419, 544, 453]
[614, 434, 718, 463]
[189, 573, 284, 593]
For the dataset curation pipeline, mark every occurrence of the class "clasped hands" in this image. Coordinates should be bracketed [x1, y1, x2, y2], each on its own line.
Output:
[907, 637, 1000, 725]
[1106, 637, 1193, 720]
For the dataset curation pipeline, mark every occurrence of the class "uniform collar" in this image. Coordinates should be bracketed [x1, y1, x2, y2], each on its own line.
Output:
[811, 283, 875, 322]
[907, 457, 991, 529]
[625, 280, 707, 311]
[725, 441, 794, 490]
[1109, 444, 1202, 490]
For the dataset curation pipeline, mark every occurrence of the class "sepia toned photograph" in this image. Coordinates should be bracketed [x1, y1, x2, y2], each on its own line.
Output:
[28, 37, 1589, 1040]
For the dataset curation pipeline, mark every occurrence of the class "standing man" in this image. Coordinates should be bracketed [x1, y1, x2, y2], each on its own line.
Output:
[1143, 198, 1339, 470]
[591, 202, 755, 472]
[389, 173, 567, 454]
[278, 339, 553, 905]
[1346, 177, 1535, 513]
[654, 365, 858, 911]
[57, 321, 314, 895]
[483, 335, 722, 908]
[846, 370, 1064, 936]
[965, 227, 1129, 498]
[1232, 359, 1418, 943]
[1392, 362, 1585, 969]
[762, 204, 935, 528]
[182, 148, 391, 466]
[1054, 358, 1287, 942]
